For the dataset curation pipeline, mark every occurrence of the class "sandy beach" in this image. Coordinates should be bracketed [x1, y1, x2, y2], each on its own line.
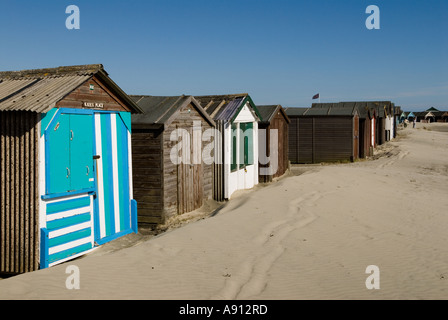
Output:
[1, 122, 447, 300]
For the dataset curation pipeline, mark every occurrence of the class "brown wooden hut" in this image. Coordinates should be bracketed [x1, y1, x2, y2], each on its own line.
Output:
[257, 105, 290, 183]
[130, 95, 215, 226]
[286, 105, 359, 164]
[309, 102, 376, 159]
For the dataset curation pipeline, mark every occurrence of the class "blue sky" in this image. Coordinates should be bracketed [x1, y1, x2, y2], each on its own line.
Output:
[0, 0, 447, 111]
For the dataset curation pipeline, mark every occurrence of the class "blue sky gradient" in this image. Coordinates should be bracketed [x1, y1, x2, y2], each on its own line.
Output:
[1, 0, 447, 111]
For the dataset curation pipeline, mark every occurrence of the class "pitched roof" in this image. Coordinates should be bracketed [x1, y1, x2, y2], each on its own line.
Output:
[195, 93, 261, 122]
[287, 105, 358, 117]
[130, 95, 215, 129]
[257, 105, 290, 124]
[284, 107, 309, 116]
[0, 64, 142, 114]
[311, 101, 394, 118]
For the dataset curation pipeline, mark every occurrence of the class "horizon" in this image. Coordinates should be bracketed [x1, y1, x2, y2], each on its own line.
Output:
[1, 0, 447, 112]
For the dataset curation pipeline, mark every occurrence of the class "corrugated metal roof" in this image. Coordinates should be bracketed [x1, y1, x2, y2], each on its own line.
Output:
[131, 95, 215, 127]
[0, 75, 91, 113]
[0, 79, 39, 102]
[0, 64, 143, 114]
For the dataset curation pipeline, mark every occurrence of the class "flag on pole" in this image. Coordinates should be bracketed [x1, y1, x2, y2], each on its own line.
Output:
[312, 93, 320, 100]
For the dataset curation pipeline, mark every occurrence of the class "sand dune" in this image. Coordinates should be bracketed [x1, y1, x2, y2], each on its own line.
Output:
[1, 123, 448, 300]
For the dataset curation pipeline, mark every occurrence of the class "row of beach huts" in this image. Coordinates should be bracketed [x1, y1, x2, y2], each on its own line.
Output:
[399, 107, 448, 123]
[0, 64, 403, 275]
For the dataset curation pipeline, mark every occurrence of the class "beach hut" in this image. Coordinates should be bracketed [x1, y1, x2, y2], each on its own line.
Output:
[442, 112, 448, 122]
[257, 105, 290, 183]
[425, 111, 436, 123]
[424, 107, 445, 122]
[309, 102, 376, 159]
[393, 106, 402, 137]
[369, 102, 387, 146]
[130, 95, 215, 226]
[0, 64, 141, 274]
[399, 112, 406, 124]
[353, 103, 376, 158]
[286, 105, 360, 164]
[195, 94, 262, 201]
[407, 112, 416, 122]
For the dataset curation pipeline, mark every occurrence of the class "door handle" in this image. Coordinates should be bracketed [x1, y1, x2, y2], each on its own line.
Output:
[70, 130, 74, 141]
[86, 166, 90, 176]
[66, 167, 71, 178]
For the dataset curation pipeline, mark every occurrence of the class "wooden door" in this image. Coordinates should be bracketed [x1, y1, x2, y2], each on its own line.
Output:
[177, 126, 203, 215]
[353, 116, 359, 160]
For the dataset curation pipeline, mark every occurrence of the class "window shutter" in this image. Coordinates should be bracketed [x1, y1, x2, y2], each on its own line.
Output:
[246, 122, 253, 165]
[231, 123, 237, 171]
[239, 123, 245, 169]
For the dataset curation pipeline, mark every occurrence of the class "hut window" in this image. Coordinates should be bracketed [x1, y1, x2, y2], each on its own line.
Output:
[231, 123, 237, 172]
[239, 122, 254, 168]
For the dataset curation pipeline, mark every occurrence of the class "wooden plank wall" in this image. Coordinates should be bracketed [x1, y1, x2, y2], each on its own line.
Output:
[132, 128, 164, 225]
[288, 116, 355, 164]
[213, 121, 225, 202]
[288, 118, 299, 164]
[163, 103, 213, 220]
[314, 117, 353, 163]
[298, 118, 313, 164]
[56, 75, 130, 112]
[259, 112, 289, 182]
[0, 111, 40, 274]
[359, 118, 373, 158]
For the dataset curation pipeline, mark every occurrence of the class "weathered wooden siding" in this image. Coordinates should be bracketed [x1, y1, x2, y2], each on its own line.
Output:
[359, 118, 372, 158]
[288, 118, 299, 164]
[353, 115, 359, 160]
[163, 103, 213, 219]
[259, 112, 289, 183]
[132, 128, 164, 225]
[56, 75, 130, 112]
[213, 121, 225, 202]
[298, 118, 314, 164]
[0, 111, 39, 274]
[288, 116, 357, 164]
[314, 117, 354, 163]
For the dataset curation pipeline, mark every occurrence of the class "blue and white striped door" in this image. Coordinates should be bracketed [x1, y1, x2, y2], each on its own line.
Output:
[93, 112, 132, 244]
